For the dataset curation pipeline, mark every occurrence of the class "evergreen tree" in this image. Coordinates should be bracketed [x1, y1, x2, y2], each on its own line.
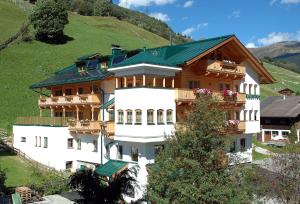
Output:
[147, 96, 253, 203]
[30, 0, 69, 43]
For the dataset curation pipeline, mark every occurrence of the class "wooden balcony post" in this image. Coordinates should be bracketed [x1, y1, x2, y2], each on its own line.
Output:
[124, 77, 127, 88]
[153, 77, 156, 87]
[143, 75, 146, 86]
[62, 107, 66, 118]
[62, 87, 65, 96]
[76, 85, 79, 95]
[116, 78, 119, 89]
[91, 106, 94, 121]
[133, 76, 136, 87]
[172, 78, 175, 88]
[50, 107, 54, 117]
[163, 77, 166, 88]
[51, 88, 53, 97]
[76, 106, 79, 121]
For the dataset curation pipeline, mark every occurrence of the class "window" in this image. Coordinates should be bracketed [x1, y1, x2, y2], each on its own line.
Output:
[21, 137, 26, 143]
[234, 111, 240, 120]
[235, 85, 239, 92]
[126, 110, 133, 124]
[108, 110, 114, 121]
[131, 147, 138, 162]
[93, 140, 98, 152]
[38, 136, 41, 147]
[54, 90, 62, 96]
[254, 110, 258, 121]
[230, 140, 236, 153]
[167, 109, 173, 123]
[44, 137, 48, 148]
[157, 109, 164, 124]
[188, 80, 200, 89]
[219, 83, 224, 91]
[272, 131, 279, 138]
[249, 110, 253, 121]
[78, 87, 84, 94]
[135, 110, 142, 124]
[243, 110, 247, 121]
[249, 84, 252, 95]
[254, 85, 257, 95]
[66, 112, 75, 118]
[77, 139, 81, 150]
[243, 83, 247, 93]
[117, 110, 124, 124]
[240, 138, 246, 152]
[154, 145, 164, 156]
[65, 88, 72, 95]
[117, 145, 123, 160]
[35, 136, 37, 147]
[225, 84, 230, 90]
[147, 109, 154, 124]
[54, 112, 63, 117]
[282, 131, 289, 139]
[67, 138, 73, 149]
[66, 161, 73, 170]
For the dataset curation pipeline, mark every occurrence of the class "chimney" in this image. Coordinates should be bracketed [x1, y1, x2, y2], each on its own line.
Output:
[111, 44, 122, 57]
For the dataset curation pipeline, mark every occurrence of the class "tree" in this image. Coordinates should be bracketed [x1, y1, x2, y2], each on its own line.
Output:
[94, 0, 112, 16]
[69, 168, 136, 203]
[147, 96, 253, 203]
[29, 0, 69, 43]
[289, 124, 298, 144]
[0, 166, 7, 196]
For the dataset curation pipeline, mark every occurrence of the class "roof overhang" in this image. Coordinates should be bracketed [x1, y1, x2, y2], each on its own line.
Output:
[108, 63, 182, 77]
[185, 35, 276, 84]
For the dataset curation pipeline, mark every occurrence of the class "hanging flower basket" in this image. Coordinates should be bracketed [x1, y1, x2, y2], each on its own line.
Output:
[193, 88, 212, 96]
[223, 90, 237, 99]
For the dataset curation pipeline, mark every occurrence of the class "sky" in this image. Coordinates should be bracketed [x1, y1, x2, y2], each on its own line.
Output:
[113, 0, 300, 48]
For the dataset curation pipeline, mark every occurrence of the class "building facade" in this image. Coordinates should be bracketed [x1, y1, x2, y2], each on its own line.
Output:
[13, 35, 275, 201]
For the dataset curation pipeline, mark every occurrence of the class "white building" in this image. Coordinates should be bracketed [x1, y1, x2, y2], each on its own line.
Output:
[13, 35, 275, 201]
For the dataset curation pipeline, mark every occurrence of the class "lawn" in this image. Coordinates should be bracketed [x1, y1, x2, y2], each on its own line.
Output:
[0, 0, 27, 43]
[252, 149, 270, 161]
[0, 150, 41, 187]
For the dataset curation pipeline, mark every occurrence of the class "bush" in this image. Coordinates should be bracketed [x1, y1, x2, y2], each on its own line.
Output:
[0, 167, 7, 196]
[94, 0, 112, 16]
[29, 0, 69, 43]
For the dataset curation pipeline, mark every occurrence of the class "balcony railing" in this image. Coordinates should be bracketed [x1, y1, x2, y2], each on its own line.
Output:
[15, 116, 71, 127]
[100, 121, 115, 138]
[174, 89, 246, 104]
[206, 60, 246, 76]
[69, 120, 101, 135]
[39, 94, 101, 107]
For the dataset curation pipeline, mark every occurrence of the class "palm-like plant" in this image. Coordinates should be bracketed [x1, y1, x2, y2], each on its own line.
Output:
[69, 168, 136, 204]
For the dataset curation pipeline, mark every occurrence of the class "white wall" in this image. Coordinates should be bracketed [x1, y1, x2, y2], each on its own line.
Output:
[241, 61, 261, 134]
[228, 134, 252, 164]
[114, 88, 176, 142]
[13, 125, 106, 171]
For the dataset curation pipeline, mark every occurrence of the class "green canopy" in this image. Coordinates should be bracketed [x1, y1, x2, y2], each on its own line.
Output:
[95, 160, 128, 177]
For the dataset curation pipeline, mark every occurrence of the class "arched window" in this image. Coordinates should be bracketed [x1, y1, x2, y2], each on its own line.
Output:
[117, 110, 124, 124]
[157, 109, 164, 124]
[167, 109, 173, 123]
[135, 109, 142, 124]
[126, 109, 133, 124]
[147, 109, 154, 124]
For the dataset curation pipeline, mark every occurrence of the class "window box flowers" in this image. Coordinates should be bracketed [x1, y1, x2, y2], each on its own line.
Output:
[223, 90, 237, 100]
[193, 88, 212, 96]
[226, 120, 240, 127]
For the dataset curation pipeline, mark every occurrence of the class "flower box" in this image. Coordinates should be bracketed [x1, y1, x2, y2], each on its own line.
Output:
[193, 88, 212, 96]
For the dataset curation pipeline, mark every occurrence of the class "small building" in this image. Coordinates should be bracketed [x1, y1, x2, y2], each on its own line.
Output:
[260, 96, 300, 143]
[278, 88, 295, 96]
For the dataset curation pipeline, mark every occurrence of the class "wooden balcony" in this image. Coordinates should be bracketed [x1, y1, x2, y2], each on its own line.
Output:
[69, 120, 101, 135]
[174, 89, 246, 105]
[39, 94, 101, 107]
[100, 121, 115, 138]
[15, 116, 70, 127]
[202, 60, 245, 79]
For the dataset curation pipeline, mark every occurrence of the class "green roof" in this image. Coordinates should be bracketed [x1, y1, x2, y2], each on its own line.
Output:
[95, 160, 128, 177]
[111, 35, 234, 68]
[100, 98, 115, 109]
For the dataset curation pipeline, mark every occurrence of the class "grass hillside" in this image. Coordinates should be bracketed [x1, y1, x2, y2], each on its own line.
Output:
[261, 62, 300, 99]
[0, 5, 168, 131]
[0, 0, 27, 42]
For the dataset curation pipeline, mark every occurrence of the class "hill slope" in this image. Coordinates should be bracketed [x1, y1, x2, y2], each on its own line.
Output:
[250, 41, 300, 73]
[261, 62, 300, 99]
[0, 8, 168, 130]
[0, 0, 27, 43]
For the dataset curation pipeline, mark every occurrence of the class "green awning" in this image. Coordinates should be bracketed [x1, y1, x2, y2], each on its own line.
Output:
[95, 160, 128, 177]
[12, 193, 22, 204]
[100, 98, 115, 109]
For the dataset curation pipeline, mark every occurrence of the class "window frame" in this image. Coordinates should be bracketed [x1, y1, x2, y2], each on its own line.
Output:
[147, 109, 154, 124]
[166, 109, 173, 124]
[135, 109, 142, 124]
[240, 138, 246, 152]
[67, 138, 74, 149]
[117, 145, 123, 160]
[77, 138, 81, 150]
[126, 109, 133, 124]
[21, 137, 26, 143]
[117, 110, 124, 124]
[157, 109, 164, 124]
[43, 137, 48, 148]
